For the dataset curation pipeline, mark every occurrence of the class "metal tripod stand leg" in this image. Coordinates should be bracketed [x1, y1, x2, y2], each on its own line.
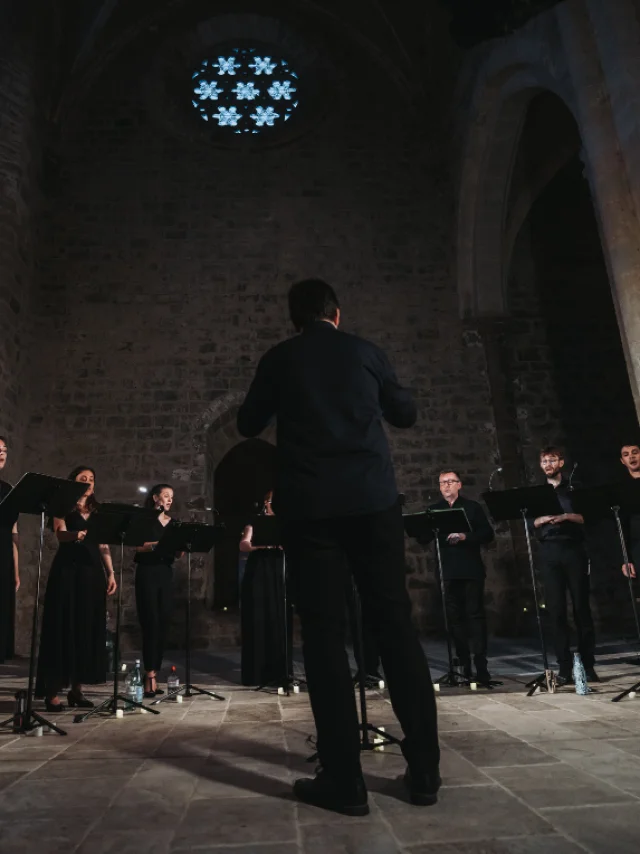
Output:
[306, 580, 400, 764]
[253, 551, 305, 697]
[0, 510, 67, 737]
[74, 537, 160, 722]
[521, 509, 556, 696]
[153, 548, 225, 704]
[432, 533, 471, 689]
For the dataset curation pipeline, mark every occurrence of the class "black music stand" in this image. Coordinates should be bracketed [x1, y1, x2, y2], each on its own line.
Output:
[307, 576, 401, 764]
[483, 486, 563, 696]
[572, 481, 640, 702]
[250, 515, 301, 696]
[0, 473, 86, 736]
[405, 508, 476, 689]
[73, 503, 162, 722]
[153, 523, 225, 703]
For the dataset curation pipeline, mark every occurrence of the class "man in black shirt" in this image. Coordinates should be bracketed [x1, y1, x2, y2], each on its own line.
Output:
[534, 446, 598, 684]
[237, 279, 440, 816]
[422, 471, 494, 683]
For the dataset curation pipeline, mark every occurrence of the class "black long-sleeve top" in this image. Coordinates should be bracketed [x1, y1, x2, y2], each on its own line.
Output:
[237, 321, 416, 520]
[419, 495, 494, 580]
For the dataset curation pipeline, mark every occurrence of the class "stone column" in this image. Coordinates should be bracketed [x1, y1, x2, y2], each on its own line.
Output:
[584, 0, 640, 220]
[557, 1, 640, 420]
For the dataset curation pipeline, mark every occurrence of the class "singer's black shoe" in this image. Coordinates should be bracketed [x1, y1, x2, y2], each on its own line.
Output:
[293, 768, 369, 816]
[586, 668, 601, 683]
[475, 666, 493, 685]
[556, 671, 574, 687]
[45, 699, 66, 713]
[402, 767, 441, 806]
[67, 690, 94, 709]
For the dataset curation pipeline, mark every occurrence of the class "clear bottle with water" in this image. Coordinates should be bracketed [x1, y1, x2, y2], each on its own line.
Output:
[167, 665, 180, 696]
[126, 660, 144, 704]
[573, 652, 589, 695]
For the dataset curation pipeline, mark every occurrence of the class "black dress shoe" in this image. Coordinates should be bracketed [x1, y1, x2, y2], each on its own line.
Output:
[586, 668, 601, 682]
[67, 691, 94, 709]
[403, 767, 441, 806]
[556, 672, 574, 687]
[293, 768, 369, 816]
[475, 667, 493, 685]
[45, 699, 66, 713]
[154, 688, 165, 696]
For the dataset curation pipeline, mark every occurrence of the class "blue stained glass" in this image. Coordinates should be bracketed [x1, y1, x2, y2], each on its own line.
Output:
[191, 47, 300, 133]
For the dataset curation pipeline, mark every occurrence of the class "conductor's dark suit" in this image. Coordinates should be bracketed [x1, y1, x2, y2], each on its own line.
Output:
[238, 320, 439, 780]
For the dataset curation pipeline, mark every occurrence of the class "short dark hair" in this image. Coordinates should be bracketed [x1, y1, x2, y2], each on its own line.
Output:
[144, 483, 173, 509]
[288, 279, 340, 332]
[0, 435, 7, 446]
[540, 446, 564, 460]
[620, 442, 640, 453]
[439, 470, 462, 482]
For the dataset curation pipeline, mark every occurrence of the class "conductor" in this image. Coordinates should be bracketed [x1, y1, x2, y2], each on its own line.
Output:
[237, 279, 440, 816]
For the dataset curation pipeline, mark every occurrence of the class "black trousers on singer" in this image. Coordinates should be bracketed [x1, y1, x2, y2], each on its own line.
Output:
[444, 578, 487, 669]
[284, 502, 439, 780]
[135, 563, 172, 673]
[540, 542, 595, 673]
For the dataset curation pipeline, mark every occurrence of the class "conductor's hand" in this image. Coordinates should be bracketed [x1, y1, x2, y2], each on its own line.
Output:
[534, 516, 554, 528]
[76, 530, 88, 542]
[106, 574, 117, 595]
[622, 562, 637, 579]
[447, 533, 466, 544]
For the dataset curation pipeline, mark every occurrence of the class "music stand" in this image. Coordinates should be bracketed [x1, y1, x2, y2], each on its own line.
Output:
[152, 523, 225, 703]
[405, 508, 474, 689]
[572, 481, 640, 702]
[73, 503, 162, 722]
[483, 486, 563, 696]
[250, 515, 302, 696]
[306, 576, 401, 764]
[0, 473, 86, 736]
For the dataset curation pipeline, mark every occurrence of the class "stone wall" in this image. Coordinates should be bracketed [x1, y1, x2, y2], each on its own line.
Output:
[15, 28, 503, 653]
[0, 9, 41, 477]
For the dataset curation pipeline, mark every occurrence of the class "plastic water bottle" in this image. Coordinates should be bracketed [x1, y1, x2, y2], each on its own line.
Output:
[167, 666, 180, 696]
[573, 652, 589, 695]
[126, 660, 144, 704]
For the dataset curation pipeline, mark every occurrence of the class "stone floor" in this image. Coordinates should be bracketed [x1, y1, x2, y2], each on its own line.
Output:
[1, 643, 640, 854]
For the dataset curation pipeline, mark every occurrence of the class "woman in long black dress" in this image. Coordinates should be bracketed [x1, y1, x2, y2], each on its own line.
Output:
[134, 483, 176, 698]
[35, 466, 117, 711]
[0, 436, 20, 663]
[240, 490, 291, 686]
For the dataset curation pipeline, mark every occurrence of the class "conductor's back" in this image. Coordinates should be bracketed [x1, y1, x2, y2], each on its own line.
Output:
[236, 279, 440, 818]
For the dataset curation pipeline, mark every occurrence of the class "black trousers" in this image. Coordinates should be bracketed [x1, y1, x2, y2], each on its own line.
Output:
[540, 543, 595, 672]
[444, 578, 487, 667]
[284, 502, 439, 779]
[135, 564, 172, 673]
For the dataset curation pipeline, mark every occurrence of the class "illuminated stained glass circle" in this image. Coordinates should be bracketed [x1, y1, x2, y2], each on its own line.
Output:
[191, 48, 300, 134]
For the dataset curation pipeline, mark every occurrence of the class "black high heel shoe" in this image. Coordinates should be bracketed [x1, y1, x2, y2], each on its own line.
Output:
[144, 674, 156, 699]
[45, 698, 66, 713]
[67, 690, 94, 709]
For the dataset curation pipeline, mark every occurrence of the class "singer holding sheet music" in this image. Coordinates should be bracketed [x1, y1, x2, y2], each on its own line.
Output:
[35, 466, 117, 711]
[0, 436, 20, 663]
[534, 447, 598, 684]
[421, 471, 494, 683]
[134, 484, 176, 698]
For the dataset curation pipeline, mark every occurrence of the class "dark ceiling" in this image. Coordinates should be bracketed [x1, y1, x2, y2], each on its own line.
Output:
[29, 0, 565, 122]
